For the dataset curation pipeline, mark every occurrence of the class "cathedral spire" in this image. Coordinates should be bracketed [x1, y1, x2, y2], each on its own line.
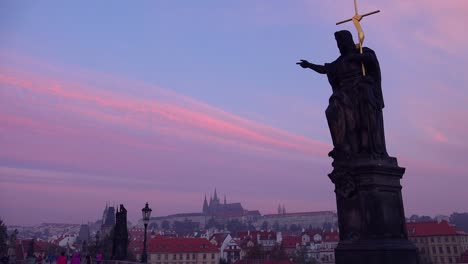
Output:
[214, 188, 219, 201]
[203, 194, 209, 214]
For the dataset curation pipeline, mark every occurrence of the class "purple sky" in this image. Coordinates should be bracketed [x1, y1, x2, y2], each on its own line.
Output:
[1, 1, 467, 225]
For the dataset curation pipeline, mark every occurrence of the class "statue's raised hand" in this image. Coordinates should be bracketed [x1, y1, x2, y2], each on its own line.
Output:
[296, 59, 311, 68]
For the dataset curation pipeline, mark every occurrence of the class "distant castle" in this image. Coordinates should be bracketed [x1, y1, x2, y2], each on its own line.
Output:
[202, 189, 245, 218]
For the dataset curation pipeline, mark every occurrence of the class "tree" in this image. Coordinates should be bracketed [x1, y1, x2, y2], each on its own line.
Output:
[272, 221, 280, 231]
[161, 220, 171, 230]
[0, 219, 7, 257]
[450, 212, 468, 232]
[270, 243, 287, 261]
[260, 221, 269, 230]
[409, 215, 433, 223]
[289, 224, 301, 233]
[245, 243, 263, 259]
[205, 218, 223, 230]
[293, 245, 318, 264]
[226, 220, 247, 234]
[174, 219, 198, 236]
[149, 222, 158, 230]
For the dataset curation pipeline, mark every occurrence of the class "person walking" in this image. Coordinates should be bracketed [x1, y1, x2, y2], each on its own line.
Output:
[57, 252, 67, 264]
[95, 253, 102, 264]
[70, 253, 80, 264]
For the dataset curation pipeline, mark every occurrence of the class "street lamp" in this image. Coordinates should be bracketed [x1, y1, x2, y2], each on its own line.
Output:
[141, 202, 152, 263]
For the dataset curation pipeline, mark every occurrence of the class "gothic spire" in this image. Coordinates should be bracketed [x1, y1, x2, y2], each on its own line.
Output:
[203, 194, 209, 214]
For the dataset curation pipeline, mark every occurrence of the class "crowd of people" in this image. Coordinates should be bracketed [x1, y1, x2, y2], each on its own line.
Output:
[18, 251, 103, 264]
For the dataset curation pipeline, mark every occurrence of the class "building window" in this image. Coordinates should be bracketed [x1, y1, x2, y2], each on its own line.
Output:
[173, 254, 177, 260]
[445, 236, 449, 242]
[203, 253, 206, 259]
[186, 254, 190, 260]
[211, 253, 215, 259]
[192, 254, 196, 259]
[454, 246, 458, 254]
[452, 237, 455, 242]
[446, 246, 451, 254]
[157, 254, 161, 260]
[165, 254, 168, 260]
[438, 237, 441, 243]
[439, 246, 443, 254]
[449, 257, 453, 263]
[432, 246, 436, 254]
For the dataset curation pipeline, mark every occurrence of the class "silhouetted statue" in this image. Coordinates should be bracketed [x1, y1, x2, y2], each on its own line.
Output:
[297, 30, 388, 162]
[112, 204, 128, 260]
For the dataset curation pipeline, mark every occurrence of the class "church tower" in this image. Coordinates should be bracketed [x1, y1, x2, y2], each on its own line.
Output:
[203, 194, 209, 214]
[213, 188, 220, 205]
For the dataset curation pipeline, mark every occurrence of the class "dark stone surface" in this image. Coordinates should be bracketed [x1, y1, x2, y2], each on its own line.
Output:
[112, 204, 128, 260]
[329, 160, 419, 264]
[298, 30, 419, 263]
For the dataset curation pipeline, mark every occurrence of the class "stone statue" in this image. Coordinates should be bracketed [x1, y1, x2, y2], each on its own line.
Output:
[297, 30, 388, 162]
[112, 204, 128, 260]
[295, 3, 420, 263]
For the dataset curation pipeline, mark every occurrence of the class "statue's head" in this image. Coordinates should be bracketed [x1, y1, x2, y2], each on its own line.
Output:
[334, 30, 356, 55]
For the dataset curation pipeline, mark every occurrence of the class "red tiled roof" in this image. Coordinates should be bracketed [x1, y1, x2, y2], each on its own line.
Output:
[302, 229, 322, 237]
[322, 231, 339, 242]
[406, 221, 465, 237]
[142, 237, 218, 253]
[209, 233, 227, 247]
[281, 236, 301, 249]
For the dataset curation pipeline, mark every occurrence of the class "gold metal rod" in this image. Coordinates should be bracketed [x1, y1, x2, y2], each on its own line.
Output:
[336, 18, 353, 25]
[336, 10, 380, 25]
[361, 10, 380, 18]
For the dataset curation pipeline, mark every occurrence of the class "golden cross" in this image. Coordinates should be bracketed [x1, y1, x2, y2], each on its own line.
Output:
[336, 0, 380, 76]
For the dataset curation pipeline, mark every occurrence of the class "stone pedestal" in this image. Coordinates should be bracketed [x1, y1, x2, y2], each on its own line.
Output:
[329, 157, 419, 264]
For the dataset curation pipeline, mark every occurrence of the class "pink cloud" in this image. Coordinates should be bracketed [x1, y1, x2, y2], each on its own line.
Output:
[0, 52, 329, 161]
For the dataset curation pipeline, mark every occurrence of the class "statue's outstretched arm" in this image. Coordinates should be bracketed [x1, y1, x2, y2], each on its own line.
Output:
[297, 60, 327, 74]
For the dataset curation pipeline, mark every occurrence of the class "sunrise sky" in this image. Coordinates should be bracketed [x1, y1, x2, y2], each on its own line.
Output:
[1, 1, 467, 225]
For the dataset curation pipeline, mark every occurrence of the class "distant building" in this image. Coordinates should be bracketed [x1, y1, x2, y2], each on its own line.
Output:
[407, 220, 468, 264]
[237, 231, 277, 252]
[101, 204, 116, 236]
[279, 230, 339, 264]
[260, 211, 337, 230]
[203, 189, 245, 220]
[133, 237, 220, 264]
[281, 235, 302, 256]
[459, 250, 468, 264]
[318, 231, 339, 264]
[209, 233, 243, 263]
[76, 224, 90, 246]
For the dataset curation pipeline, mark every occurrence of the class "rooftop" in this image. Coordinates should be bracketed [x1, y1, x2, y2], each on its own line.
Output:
[136, 237, 219, 253]
[406, 221, 466, 237]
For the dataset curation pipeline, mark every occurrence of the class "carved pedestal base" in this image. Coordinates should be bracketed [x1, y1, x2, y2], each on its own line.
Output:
[329, 157, 419, 264]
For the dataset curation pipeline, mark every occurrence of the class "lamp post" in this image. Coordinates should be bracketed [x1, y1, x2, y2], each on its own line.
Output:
[141, 202, 152, 263]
